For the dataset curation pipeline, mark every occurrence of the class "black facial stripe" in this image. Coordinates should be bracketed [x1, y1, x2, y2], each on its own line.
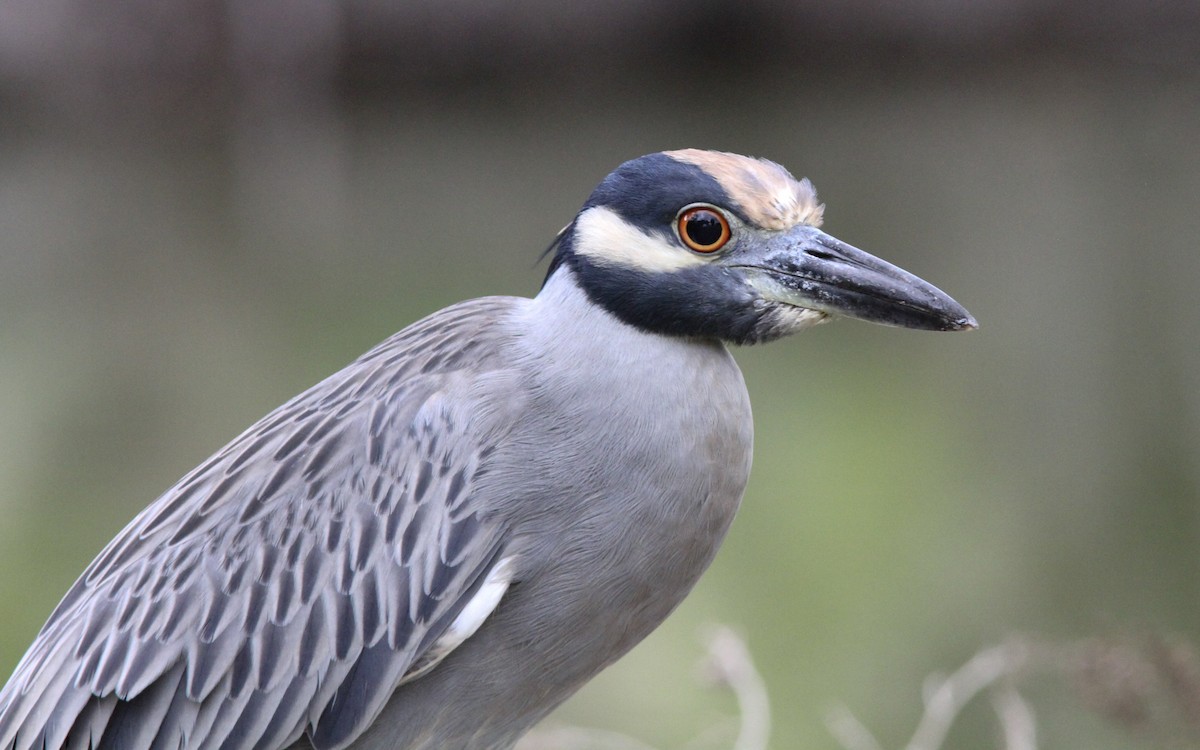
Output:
[545, 153, 758, 285]
[542, 152, 799, 344]
[582, 153, 739, 234]
[566, 253, 771, 344]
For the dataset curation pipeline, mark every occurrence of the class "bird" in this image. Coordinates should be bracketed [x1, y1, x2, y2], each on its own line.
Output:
[0, 149, 975, 750]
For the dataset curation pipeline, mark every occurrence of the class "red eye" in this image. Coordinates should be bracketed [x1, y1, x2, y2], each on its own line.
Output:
[677, 206, 731, 253]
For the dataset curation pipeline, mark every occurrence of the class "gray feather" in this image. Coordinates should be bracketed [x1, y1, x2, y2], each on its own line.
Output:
[0, 297, 520, 750]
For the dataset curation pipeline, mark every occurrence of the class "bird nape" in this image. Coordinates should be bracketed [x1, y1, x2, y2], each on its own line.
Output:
[0, 149, 974, 750]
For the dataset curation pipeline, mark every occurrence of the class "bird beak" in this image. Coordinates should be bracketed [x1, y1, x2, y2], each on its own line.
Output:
[737, 225, 977, 332]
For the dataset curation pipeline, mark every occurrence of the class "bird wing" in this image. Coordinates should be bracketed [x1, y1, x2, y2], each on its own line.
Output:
[0, 298, 522, 750]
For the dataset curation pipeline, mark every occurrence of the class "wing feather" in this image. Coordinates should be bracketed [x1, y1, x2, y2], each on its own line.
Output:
[0, 297, 521, 750]
[63, 695, 118, 750]
[253, 675, 318, 750]
[93, 663, 185, 750]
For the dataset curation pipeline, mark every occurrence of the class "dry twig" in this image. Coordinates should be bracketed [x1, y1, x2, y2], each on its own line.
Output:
[826, 640, 1034, 750]
[518, 625, 771, 750]
[700, 625, 772, 750]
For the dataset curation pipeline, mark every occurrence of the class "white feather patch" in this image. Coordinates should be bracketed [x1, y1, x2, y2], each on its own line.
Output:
[445, 556, 514, 643]
[399, 556, 516, 684]
[572, 206, 706, 273]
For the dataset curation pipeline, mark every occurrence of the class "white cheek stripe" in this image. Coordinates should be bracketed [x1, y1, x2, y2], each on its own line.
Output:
[572, 206, 706, 273]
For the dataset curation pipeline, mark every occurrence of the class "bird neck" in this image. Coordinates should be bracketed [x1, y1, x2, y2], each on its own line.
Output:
[520, 266, 746, 427]
[528, 266, 729, 360]
[548, 239, 773, 345]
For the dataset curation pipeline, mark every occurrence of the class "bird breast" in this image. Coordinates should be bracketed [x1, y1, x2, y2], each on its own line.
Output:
[489, 269, 754, 658]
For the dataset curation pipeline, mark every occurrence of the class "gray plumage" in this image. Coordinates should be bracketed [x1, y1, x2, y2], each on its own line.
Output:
[0, 150, 974, 750]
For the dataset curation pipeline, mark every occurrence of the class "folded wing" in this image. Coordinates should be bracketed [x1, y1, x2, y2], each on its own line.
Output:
[0, 299, 519, 750]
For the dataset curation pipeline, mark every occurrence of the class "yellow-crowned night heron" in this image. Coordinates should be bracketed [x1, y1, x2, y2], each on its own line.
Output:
[0, 150, 975, 750]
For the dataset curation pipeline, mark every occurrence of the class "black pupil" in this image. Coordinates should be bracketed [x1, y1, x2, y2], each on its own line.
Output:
[685, 211, 723, 247]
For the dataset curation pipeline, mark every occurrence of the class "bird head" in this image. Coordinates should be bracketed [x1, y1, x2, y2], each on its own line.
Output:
[545, 149, 976, 345]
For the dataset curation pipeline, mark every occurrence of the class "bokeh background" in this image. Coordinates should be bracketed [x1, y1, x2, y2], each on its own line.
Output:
[2, 1, 1199, 748]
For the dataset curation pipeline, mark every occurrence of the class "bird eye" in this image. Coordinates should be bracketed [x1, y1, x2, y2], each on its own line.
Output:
[676, 205, 731, 254]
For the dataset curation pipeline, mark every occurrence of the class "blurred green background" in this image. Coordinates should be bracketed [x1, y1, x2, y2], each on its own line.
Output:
[1, 1, 1199, 748]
